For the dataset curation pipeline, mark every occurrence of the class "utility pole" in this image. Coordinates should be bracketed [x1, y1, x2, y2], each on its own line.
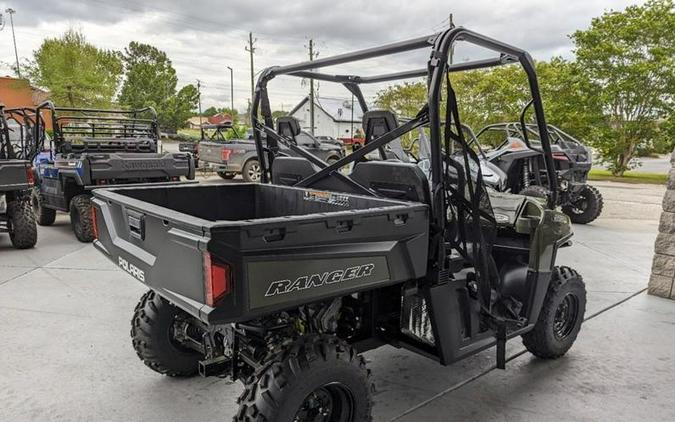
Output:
[196, 80, 204, 139]
[245, 32, 257, 105]
[226, 66, 234, 114]
[307, 39, 317, 136]
[5, 8, 20, 78]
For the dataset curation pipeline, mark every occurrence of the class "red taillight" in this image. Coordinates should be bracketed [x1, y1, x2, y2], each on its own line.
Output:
[552, 152, 569, 161]
[26, 167, 35, 186]
[91, 206, 99, 239]
[203, 253, 231, 307]
[221, 149, 232, 161]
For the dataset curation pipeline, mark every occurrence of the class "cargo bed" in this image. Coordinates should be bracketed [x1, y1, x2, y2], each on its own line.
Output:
[92, 183, 429, 323]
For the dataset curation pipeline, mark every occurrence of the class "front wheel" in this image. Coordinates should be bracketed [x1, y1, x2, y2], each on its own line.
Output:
[7, 198, 38, 249]
[522, 266, 586, 359]
[131, 290, 205, 377]
[69, 194, 94, 242]
[235, 334, 373, 422]
[242, 159, 261, 183]
[563, 184, 603, 224]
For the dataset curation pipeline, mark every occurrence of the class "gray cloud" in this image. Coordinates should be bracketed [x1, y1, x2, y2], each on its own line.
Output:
[0, 0, 646, 111]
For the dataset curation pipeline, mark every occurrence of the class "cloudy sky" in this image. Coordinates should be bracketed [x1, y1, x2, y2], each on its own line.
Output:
[0, 0, 644, 111]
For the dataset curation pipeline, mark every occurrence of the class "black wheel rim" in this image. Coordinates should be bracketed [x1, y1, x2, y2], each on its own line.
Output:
[569, 193, 588, 215]
[294, 382, 355, 422]
[247, 162, 261, 181]
[553, 293, 580, 341]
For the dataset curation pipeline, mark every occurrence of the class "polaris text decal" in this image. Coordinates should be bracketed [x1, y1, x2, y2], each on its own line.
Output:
[265, 263, 375, 297]
[118, 256, 146, 282]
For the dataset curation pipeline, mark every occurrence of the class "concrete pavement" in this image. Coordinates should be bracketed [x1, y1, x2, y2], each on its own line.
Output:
[0, 180, 671, 421]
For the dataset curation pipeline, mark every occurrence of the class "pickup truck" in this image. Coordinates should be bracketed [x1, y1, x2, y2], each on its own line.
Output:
[199, 129, 344, 181]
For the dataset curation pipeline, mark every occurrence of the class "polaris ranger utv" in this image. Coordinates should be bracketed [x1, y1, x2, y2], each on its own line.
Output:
[91, 27, 586, 422]
[473, 122, 603, 224]
[0, 105, 38, 249]
[31, 102, 195, 242]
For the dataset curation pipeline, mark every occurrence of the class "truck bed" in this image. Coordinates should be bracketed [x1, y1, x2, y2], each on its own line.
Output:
[92, 183, 429, 323]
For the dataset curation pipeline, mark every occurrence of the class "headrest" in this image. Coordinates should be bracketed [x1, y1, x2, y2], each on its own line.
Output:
[277, 116, 301, 139]
[362, 110, 399, 142]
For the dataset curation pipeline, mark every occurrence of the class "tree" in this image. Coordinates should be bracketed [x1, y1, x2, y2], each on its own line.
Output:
[374, 61, 593, 148]
[119, 42, 177, 111]
[375, 81, 427, 119]
[26, 30, 122, 107]
[201, 106, 219, 116]
[119, 42, 199, 131]
[272, 110, 288, 120]
[159, 84, 199, 132]
[572, 0, 675, 175]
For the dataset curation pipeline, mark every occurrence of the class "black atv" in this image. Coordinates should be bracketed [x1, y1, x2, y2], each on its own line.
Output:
[91, 28, 587, 422]
[31, 103, 195, 242]
[0, 105, 38, 249]
[473, 122, 603, 224]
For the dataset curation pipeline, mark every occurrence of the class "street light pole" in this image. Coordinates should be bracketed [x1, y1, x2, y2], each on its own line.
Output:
[5, 8, 20, 78]
[226, 66, 234, 114]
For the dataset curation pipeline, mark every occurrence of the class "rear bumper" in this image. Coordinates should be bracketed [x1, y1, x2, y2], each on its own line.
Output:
[86, 152, 195, 181]
[206, 162, 242, 172]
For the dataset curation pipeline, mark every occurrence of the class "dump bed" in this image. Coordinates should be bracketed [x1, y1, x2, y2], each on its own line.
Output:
[92, 183, 429, 323]
[0, 159, 31, 192]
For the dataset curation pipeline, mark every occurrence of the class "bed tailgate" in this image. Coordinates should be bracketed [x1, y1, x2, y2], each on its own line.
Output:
[91, 191, 209, 317]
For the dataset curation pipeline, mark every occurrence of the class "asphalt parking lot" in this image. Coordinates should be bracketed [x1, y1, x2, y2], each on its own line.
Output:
[1, 179, 673, 421]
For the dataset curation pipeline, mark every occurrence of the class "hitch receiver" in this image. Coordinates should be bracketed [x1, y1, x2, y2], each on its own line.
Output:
[198, 355, 232, 377]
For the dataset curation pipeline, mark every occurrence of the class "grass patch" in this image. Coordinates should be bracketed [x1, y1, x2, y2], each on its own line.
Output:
[588, 169, 667, 184]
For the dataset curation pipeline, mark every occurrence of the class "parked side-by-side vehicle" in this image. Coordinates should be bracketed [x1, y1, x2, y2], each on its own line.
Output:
[472, 122, 603, 224]
[0, 105, 38, 249]
[30, 103, 195, 242]
[92, 27, 587, 422]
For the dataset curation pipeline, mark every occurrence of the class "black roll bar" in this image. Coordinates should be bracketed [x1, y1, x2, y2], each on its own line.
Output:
[252, 25, 559, 217]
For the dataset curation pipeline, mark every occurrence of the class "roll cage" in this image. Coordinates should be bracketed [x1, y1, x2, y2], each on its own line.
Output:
[34, 101, 159, 159]
[251, 27, 558, 274]
[1, 105, 45, 162]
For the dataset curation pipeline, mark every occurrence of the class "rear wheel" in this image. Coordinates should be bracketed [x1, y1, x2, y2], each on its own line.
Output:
[522, 266, 586, 359]
[131, 290, 205, 377]
[235, 334, 373, 422]
[217, 171, 236, 179]
[32, 187, 56, 226]
[563, 184, 603, 224]
[7, 198, 37, 249]
[69, 194, 94, 242]
[242, 159, 261, 183]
